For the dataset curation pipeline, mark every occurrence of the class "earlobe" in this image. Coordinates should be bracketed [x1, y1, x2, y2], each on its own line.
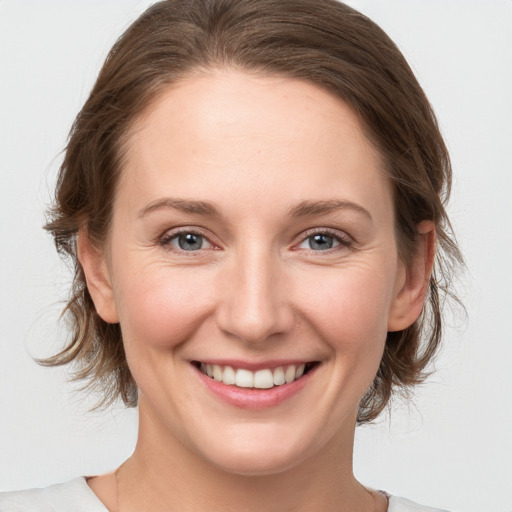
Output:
[77, 231, 119, 324]
[387, 221, 436, 332]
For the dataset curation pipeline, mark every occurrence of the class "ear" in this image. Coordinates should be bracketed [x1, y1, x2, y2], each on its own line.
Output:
[387, 221, 436, 332]
[77, 230, 119, 324]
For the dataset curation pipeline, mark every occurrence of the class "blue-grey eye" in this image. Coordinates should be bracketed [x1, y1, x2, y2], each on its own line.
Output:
[309, 234, 335, 250]
[298, 233, 342, 251]
[173, 233, 207, 251]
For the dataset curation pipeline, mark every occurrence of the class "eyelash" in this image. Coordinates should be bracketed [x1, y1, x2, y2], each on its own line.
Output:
[158, 227, 216, 254]
[294, 228, 355, 253]
[157, 227, 354, 254]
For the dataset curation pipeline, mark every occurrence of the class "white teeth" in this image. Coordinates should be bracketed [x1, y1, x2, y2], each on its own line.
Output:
[284, 365, 296, 383]
[273, 366, 285, 386]
[212, 364, 223, 382]
[223, 365, 236, 385]
[235, 368, 254, 388]
[199, 363, 312, 388]
[253, 369, 274, 389]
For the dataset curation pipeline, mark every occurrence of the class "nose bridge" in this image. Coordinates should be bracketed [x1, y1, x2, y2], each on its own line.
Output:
[217, 241, 293, 344]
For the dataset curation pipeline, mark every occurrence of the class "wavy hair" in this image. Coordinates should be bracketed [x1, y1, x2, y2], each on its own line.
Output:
[42, 0, 463, 423]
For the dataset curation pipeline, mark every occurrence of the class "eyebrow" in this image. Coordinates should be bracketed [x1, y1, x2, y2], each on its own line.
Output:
[138, 198, 221, 219]
[288, 199, 372, 220]
[138, 197, 372, 221]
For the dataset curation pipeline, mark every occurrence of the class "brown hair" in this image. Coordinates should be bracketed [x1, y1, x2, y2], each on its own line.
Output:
[43, 0, 463, 423]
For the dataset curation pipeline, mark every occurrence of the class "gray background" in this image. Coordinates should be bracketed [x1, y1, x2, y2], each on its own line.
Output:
[1, 1, 511, 511]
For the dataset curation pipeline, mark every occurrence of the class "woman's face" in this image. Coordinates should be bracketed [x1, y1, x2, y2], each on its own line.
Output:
[87, 70, 421, 475]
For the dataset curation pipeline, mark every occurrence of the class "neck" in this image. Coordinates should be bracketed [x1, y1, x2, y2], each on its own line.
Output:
[115, 398, 374, 512]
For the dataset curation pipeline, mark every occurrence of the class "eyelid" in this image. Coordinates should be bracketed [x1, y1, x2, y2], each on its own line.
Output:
[292, 227, 355, 252]
[156, 225, 354, 254]
[158, 226, 220, 253]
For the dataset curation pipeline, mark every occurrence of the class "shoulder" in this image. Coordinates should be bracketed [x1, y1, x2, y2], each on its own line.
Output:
[388, 495, 454, 512]
[0, 477, 108, 512]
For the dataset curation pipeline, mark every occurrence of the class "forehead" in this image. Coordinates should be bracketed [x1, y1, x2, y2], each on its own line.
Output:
[118, 69, 392, 220]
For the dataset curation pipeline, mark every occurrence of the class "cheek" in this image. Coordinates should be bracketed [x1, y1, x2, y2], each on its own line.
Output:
[296, 263, 396, 352]
[113, 264, 215, 350]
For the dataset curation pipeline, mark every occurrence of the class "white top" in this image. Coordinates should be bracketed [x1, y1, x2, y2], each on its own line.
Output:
[0, 477, 452, 511]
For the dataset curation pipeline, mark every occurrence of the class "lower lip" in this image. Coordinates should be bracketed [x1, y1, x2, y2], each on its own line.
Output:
[194, 365, 319, 410]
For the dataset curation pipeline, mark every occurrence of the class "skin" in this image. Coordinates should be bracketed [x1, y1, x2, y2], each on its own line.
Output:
[82, 70, 434, 512]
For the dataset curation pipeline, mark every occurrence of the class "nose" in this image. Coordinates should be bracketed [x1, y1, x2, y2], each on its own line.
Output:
[215, 245, 295, 345]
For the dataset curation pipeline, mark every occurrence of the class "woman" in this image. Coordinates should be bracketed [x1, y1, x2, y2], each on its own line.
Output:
[0, 0, 463, 510]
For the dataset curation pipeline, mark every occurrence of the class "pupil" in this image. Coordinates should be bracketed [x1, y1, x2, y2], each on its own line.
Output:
[310, 234, 333, 250]
[179, 233, 203, 251]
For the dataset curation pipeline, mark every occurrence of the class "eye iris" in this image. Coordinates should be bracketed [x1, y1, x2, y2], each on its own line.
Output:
[309, 234, 334, 250]
[178, 233, 203, 251]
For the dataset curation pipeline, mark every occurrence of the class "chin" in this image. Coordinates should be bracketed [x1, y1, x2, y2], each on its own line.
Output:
[207, 446, 310, 477]
[188, 421, 327, 477]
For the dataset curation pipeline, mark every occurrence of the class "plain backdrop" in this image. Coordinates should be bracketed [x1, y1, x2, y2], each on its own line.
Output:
[1, 1, 511, 511]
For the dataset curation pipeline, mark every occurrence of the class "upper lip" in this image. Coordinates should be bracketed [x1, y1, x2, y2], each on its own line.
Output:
[191, 359, 319, 371]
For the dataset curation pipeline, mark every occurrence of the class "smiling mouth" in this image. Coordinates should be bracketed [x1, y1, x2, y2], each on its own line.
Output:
[193, 362, 319, 389]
